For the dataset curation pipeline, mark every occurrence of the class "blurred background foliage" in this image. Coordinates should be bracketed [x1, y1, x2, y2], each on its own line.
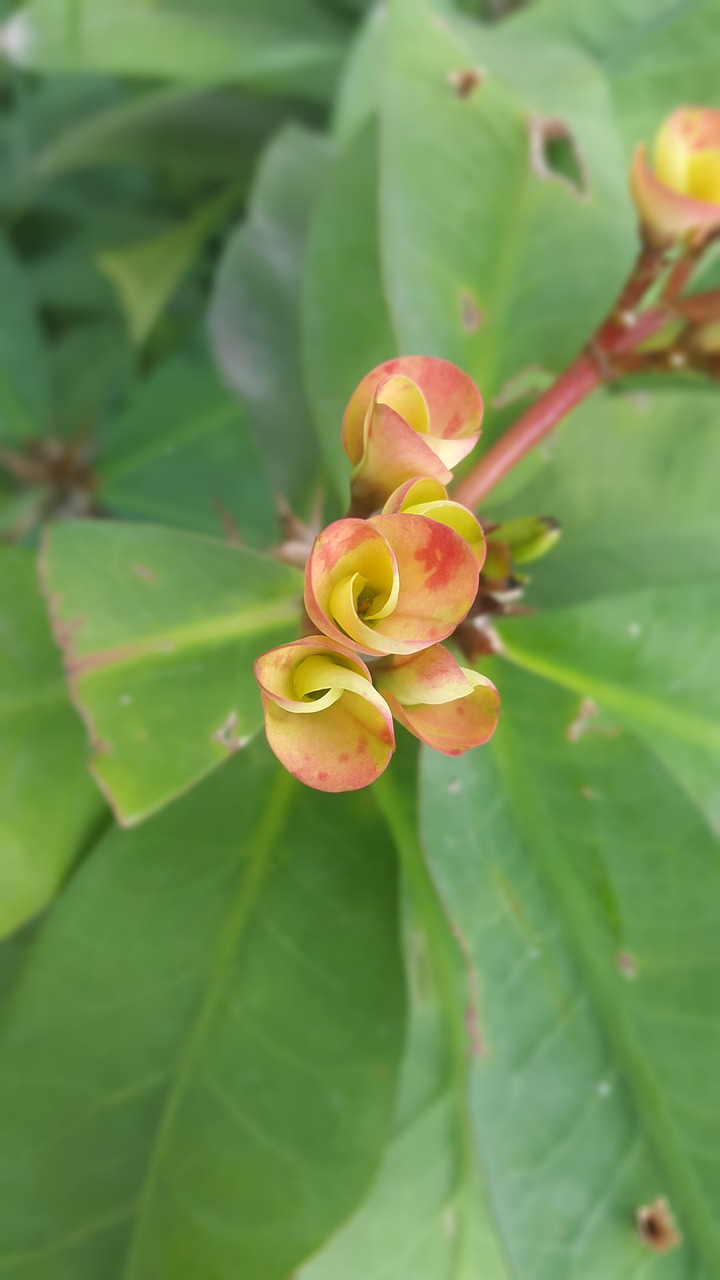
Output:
[1, 1, 719, 1278]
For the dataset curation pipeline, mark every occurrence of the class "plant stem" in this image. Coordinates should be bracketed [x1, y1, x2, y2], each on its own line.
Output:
[453, 353, 600, 509]
[453, 247, 672, 510]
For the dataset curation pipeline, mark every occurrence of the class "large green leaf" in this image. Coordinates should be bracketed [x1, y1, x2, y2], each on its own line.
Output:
[0, 740, 406, 1279]
[421, 664, 720, 1277]
[380, 0, 633, 429]
[0, 548, 105, 937]
[210, 125, 331, 513]
[96, 355, 277, 543]
[515, 0, 720, 144]
[303, 740, 512, 1280]
[42, 521, 302, 824]
[0, 235, 49, 442]
[19, 0, 354, 98]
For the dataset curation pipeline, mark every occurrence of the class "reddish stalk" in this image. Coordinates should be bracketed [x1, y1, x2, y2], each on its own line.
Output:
[445, 224, 720, 510]
[453, 300, 667, 509]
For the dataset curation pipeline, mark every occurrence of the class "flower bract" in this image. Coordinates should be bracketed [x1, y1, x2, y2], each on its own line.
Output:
[382, 476, 486, 568]
[304, 514, 479, 657]
[254, 637, 395, 791]
[375, 645, 500, 755]
[342, 356, 483, 511]
[630, 106, 720, 246]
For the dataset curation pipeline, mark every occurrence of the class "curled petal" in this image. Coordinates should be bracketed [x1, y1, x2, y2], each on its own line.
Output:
[376, 645, 500, 755]
[383, 477, 486, 569]
[342, 357, 483, 510]
[630, 107, 720, 246]
[255, 636, 394, 791]
[305, 515, 479, 657]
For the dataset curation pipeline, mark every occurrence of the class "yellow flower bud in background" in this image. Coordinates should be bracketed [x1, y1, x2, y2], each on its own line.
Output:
[630, 106, 720, 247]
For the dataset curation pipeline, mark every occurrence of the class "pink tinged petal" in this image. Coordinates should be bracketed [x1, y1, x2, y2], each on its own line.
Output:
[304, 519, 401, 654]
[254, 636, 395, 791]
[304, 514, 478, 657]
[348, 405, 454, 512]
[630, 144, 720, 247]
[366, 514, 479, 652]
[342, 357, 483, 508]
[377, 645, 500, 755]
[383, 478, 485, 567]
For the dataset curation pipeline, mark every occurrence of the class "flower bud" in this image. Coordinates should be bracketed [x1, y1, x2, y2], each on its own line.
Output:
[342, 356, 483, 511]
[382, 476, 486, 568]
[255, 637, 395, 791]
[375, 645, 500, 755]
[483, 514, 560, 582]
[630, 106, 720, 246]
[304, 514, 479, 657]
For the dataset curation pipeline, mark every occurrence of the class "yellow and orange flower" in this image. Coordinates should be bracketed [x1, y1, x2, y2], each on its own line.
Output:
[382, 476, 486, 568]
[304, 514, 479, 657]
[342, 356, 483, 511]
[254, 637, 395, 791]
[375, 645, 500, 755]
[630, 106, 720, 246]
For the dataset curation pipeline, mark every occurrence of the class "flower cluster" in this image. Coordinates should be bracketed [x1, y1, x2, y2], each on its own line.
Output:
[255, 357, 499, 791]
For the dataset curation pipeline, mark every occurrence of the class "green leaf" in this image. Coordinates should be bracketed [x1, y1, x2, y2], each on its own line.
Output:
[498, 581, 720, 832]
[100, 190, 240, 347]
[42, 521, 302, 824]
[0, 740, 406, 1279]
[0, 548, 105, 937]
[19, 0, 354, 99]
[0, 234, 49, 442]
[415, 663, 720, 1276]
[379, 0, 633, 435]
[210, 125, 331, 513]
[303, 122, 398, 496]
[96, 354, 277, 543]
[303, 740, 512, 1280]
[517, 0, 720, 144]
[485, 387, 720, 608]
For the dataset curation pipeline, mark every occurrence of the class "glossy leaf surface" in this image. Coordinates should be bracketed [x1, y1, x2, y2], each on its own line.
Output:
[0, 741, 406, 1279]
[42, 522, 302, 824]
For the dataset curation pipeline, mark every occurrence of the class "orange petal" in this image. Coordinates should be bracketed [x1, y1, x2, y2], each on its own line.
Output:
[304, 514, 478, 657]
[383, 477, 486, 569]
[350, 404, 454, 512]
[376, 645, 500, 755]
[630, 143, 720, 247]
[255, 636, 395, 791]
[304, 519, 400, 653]
[367, 514, 479, 652]
[342, 357, 483, 509]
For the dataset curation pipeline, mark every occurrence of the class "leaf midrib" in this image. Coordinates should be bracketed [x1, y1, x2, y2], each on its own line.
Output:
[501, 639, 720, 754]
[374, 773, 517, 1280]
[120, 767, 295, 1280]
[67, 593, 301, 677]
[492, 711, 720, 1275]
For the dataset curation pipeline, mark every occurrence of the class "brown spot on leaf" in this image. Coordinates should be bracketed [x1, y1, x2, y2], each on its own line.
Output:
[567, 697, 619, 744]
[131, 563, 157, 584]
[451, 920, 487, 1058]
[636, 1197, 681, 1253]
[459, 290, 484, 333]
[617, 950, 638, 980]
[212, 711, 250, 753]
[529, 115, 589, 200]
[448, 67, 484, 99]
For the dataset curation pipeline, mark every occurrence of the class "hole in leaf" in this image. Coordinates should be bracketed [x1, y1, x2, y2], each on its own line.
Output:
[529, 115, 589, 199]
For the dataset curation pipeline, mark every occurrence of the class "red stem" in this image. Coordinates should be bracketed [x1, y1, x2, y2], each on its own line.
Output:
[452, 353, 599, 509]
[452, 246, 674, 510]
